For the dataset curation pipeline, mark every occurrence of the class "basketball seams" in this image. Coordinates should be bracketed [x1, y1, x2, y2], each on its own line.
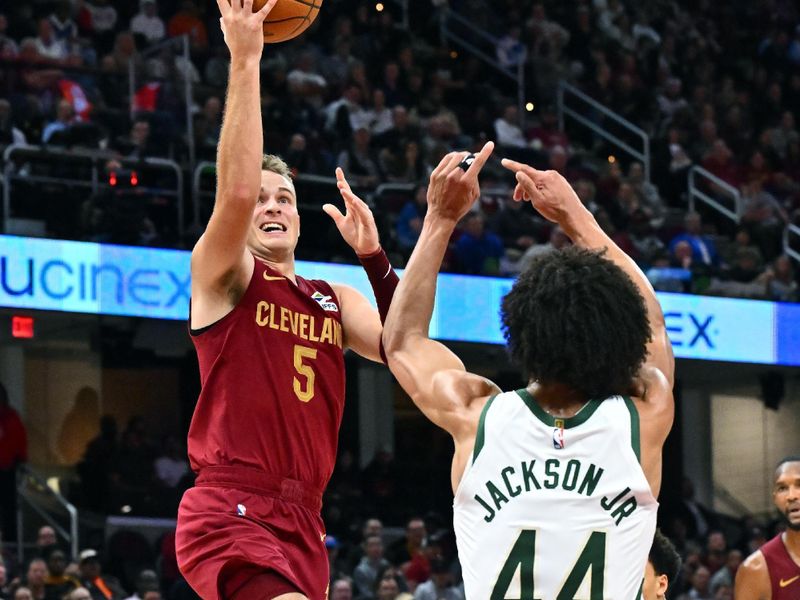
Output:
[262, 0, 321, 42]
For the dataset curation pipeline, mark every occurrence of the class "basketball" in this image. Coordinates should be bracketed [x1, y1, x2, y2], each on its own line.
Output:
[254, 0, 323, 44]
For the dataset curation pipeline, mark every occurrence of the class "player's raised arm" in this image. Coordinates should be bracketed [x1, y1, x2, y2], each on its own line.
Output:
[191, 0, 277, 303]
[501, 160, 675, 390]
[325, 168, 397, 363]
[382, 143, 499, 437]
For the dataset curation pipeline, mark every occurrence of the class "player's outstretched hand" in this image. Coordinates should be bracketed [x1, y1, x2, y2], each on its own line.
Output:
[324, 167, 380, 256]
[217, 0, 277, 61]
[426, 141, 494, 222]
[500, 158, 585, 225]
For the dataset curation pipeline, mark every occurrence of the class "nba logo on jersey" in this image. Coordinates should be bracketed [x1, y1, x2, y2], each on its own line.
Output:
[553, 423, 565, 449]
[311, 291, 339, 312]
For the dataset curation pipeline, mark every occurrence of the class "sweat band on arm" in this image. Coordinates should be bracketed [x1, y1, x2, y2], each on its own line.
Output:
[358, 247, 399, 364]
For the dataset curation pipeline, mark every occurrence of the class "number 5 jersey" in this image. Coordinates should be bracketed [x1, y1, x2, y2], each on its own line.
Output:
[187, 258, 346, 491]
[454, 389, 657, 600]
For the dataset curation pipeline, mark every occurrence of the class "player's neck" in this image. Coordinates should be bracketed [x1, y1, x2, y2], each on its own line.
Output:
[527, 381, 590, 418]
[253, 251, 296, 282]
[784, 529, 800, 561]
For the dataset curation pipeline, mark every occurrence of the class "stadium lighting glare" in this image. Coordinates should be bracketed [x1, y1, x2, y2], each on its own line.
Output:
[526, 102, 535, 111]
[375, 3, 384, 11]
[608, 155, 617, 163]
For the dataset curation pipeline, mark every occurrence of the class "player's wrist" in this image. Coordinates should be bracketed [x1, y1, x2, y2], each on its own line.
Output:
[559, 206, 595, 242]
[230, 54, 262, 71]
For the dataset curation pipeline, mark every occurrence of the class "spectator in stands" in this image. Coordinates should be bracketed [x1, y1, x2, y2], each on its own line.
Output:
[0, 383, 27, 542]
[66, 589, 94, 600]
[19, 559, 47, 600]
[44, 548, 80, 599]
[337, 127, 380, 189]
[496, 25, 526, 70]
[629, 209, 665, 266]
[669, 213, 719, 267]
[387, 518, 426, 568]
[518, 226, 571, 272]
[764, 254, 799, 301]
[130, 0, 165, 45]
[709, 550, 742, 595]
[702, 140, 739, 188]
[0, 99, 28, 145]
[114, 119, 159, 159]
[708, 247, 765, 299]
[493, 105, 527, 150]
[353, 535, 390, 599]
[103, 31, 138, 74]
[79, 0, 118, 54]
[153, 435, 189, 490]
[77, 550, 126, 600]
[452, 211, 504, 275]
[526, 105, 569, 154]
[325, 83, 368, 140]
[35, 527, 57, 558]
[381, 141, 425, 184]
[33, 18, 68, 63]
[366, 90, 393, 137]
[330, 578, 353, 600]
[287, 51, 327, 109]
[41, 100, 74, 144]
[489, 195, 544, 257]
[741, 179, 787, 259]
[0, 563, 10, 599]
[0, 14, 19, 58]
[411, 558, 462, 600]
[676, 565, 712, 600]
[13, 588, 33, 600]
[167, 1, 207, 52]
[627, 162, 665, 228]
[122, 569, 158, 600]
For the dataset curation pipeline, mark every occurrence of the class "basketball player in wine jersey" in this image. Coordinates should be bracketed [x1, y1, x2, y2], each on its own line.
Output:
[382, 156, 674, 598]
[175, 1, 399, 599]
[735, 457, 800, 600]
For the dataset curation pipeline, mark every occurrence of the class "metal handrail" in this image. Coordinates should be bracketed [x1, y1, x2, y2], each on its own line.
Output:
[2, 144, 185, 237]
[557, 81, 651, 182]
[16, 465, 79, 563]
[784, 223, 800, 264]
[439, 7, 526, 126]
[129, 35, 195, 171]
[687, 166, 741, 223]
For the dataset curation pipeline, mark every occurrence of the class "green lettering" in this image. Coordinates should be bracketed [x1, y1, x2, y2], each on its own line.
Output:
[544, 458, 560, 489]
[562, 459, 580, 491]
[522, 460, 541, 491]
[502, 466, 521, 498]
[487, 480, 510, 511]
[578, 464, 604, 496]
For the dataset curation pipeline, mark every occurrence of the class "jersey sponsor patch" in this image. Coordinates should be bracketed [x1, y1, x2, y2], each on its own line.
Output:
[311, 291, 339, 312]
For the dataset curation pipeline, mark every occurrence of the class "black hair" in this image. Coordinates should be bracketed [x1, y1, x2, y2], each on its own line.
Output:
[650, 529, 682, 584]
[776, 455, 800, 474]
[501, 246, 651, 398]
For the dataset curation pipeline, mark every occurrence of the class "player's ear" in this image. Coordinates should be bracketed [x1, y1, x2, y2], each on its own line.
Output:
[656, 573, 668, 596]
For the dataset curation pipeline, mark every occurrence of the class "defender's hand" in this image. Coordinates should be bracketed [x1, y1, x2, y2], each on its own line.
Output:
[426, 141, 494, 222]
[324, 167, 380, 256]
[217, 0, 277, 62]
[501, 158, 586, 225]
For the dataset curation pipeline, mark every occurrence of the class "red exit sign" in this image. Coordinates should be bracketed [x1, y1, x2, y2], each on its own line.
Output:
[11, 316, 34, 338]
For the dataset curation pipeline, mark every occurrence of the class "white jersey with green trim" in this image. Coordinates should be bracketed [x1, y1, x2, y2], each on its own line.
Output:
[453, 389, 657, 600]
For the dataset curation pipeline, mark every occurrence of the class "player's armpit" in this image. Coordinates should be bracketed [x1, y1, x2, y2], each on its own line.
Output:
[734, 552, 770, 600]
[387, 336, 499, 438]
[334, 283, 383, 363]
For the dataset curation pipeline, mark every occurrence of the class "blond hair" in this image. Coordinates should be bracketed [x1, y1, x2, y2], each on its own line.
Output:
[261, 154, 292, 179]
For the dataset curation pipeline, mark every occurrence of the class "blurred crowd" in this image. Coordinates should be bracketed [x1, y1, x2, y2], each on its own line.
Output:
[0, 0, 798, 299]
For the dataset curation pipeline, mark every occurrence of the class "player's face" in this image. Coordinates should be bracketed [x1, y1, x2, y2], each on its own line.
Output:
[774, 461, 800, 530]
[249, 170, 300, 257]
[642, 561, 668, 600]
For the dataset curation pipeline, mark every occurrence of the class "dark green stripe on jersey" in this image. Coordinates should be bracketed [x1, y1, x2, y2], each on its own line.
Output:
[516, 389, 602, 428]
[623, 396, 641, 463]
[473, 394, 498, 463]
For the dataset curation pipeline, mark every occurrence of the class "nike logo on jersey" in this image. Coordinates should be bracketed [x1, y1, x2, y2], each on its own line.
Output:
[263, 272, 285, 281]
[780, 575, 799, 588]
